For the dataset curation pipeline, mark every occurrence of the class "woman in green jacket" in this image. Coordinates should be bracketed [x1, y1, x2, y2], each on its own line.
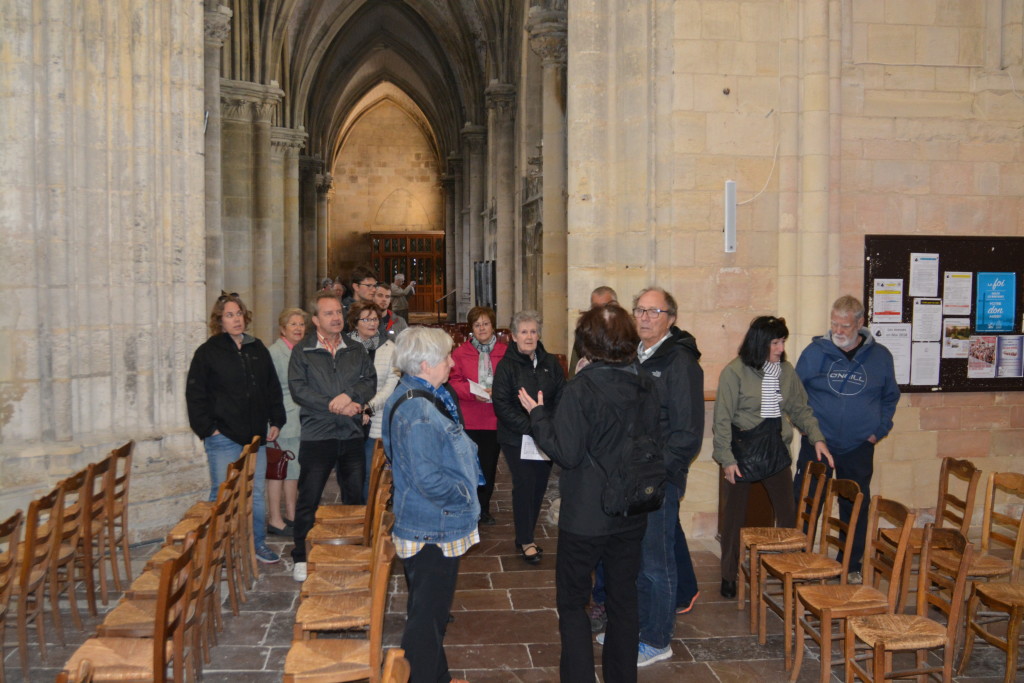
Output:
[712, 315, 833, 598]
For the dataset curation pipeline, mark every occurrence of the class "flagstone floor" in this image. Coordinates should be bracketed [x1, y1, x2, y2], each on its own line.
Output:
[5, 460, 1008, 682]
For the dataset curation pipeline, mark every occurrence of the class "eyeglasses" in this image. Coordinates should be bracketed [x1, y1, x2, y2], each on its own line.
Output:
[217, 292, 240, 303]
[358, 281, 378, 288]
[633, 307, 671, 319]
[358, 317, 380, 324]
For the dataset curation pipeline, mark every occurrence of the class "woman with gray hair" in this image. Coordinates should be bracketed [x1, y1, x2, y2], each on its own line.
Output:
[492, 310, 565, 564]
[266, 306, 308, 535]
[383, 326, 480, 683]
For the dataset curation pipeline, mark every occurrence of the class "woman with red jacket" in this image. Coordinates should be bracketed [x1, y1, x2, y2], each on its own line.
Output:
[448, 306, 507, 526]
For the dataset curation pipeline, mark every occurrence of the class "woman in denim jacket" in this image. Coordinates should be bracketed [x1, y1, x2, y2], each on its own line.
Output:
[382, 326, 481, 683]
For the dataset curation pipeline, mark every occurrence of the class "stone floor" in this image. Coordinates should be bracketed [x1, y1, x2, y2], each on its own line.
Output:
[4, 460, 1011, 682]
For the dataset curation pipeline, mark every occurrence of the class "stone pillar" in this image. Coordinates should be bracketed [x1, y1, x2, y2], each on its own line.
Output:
[528, 5, 569, 354]
[204, 5, 232, 310]
[273, 128, 307, 311]
[315, 173, 334, 283]
[485, 83, 516, 325]
[252, 101, 275, 341]
[442, 162, 459, 322]
[299, 155, 323, 302]
[461, 124, 486, 312]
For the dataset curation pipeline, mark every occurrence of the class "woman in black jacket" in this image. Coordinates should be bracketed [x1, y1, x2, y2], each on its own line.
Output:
[492, 310, 565, 564]
[185, 292, 286, 564]
[520, 304, 662, 683]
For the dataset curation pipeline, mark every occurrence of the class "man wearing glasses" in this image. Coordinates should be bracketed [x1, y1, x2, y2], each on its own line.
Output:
[346, 265, 379, 326]
[631, 287, 705, 666]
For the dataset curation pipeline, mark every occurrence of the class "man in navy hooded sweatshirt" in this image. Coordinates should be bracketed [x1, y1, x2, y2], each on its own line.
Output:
[794, 295, 900, 581]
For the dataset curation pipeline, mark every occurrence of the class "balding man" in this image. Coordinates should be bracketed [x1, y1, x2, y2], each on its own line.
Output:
[570, 286, 618, 377]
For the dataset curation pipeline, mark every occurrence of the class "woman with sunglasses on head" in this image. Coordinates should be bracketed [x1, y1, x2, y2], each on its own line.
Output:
[712, 315, 833, 598]
[347, 300, 401, 499]
[186, 292, 286, 564]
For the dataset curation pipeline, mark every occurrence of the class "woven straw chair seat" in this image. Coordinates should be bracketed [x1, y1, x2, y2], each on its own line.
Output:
[315, 504, 366, 523]
[740, 526, 806, 550]
[796, 583, 887, 615]
[307, 521, 364, 545]
[294, 592, 372, 632]
[166, 516, 205, 543]
[62, 637, 173, 680]
[762, 552, 842, 580]
[284, 639, 371, 682]
[975, 581, 1024, 607]
[124, 569, 161, 599]
[300, 570, 371, 598]
[849, 614, 946, 650]
[144, 544, 185, 569]
[183, 501, 215, 519]
[308, 544, 374, 572]
[931, 547, 1012, 578]
[98, 598, 160, 637]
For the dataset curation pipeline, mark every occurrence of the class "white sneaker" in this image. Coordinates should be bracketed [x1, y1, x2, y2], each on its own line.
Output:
[293, 561, 308, 582]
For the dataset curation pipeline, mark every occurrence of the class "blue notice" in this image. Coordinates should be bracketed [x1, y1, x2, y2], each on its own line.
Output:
[975, 272, 1016, 333]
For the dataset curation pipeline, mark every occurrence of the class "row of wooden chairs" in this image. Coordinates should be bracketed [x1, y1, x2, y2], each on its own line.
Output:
[0, 440, 134, 681]
[55, 437, 259, 681]
[736, 456, 1024, 682]
[284, 440, 410, 682]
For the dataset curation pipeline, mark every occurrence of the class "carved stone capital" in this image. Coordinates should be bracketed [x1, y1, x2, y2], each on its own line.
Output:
[527, 6, 567, 67]
[220, 80, 284, 122]
[253, 101, 276, 124]
[315, 173, 334, 195]
[204, 6, 233, 48]
[461, 123, 486, 151]
[221, 97, 251, 121]
[271, 127, 308, 155]
[484, 82, 516, 116]
[300, 154, 324, 175]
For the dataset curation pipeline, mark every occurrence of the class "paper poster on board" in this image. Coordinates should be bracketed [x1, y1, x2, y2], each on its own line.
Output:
[942, 318, 971, 359]
[942, 271, 972, 315]
[871, 324, 911, 384]
[872, 279, 904, 323]
[996, 336, 1024, 378]
[910, 342, 940, 385]
[909, 253, 939, 297]
[967, 336, 997, 379]
[912, 298, 943, 342]
[975, 272, 1016, 333]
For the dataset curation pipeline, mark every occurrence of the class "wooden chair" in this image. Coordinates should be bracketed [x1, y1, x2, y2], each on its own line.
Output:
[757, 478, 863, 670]
[955, 472, 1024, 682]
[284, 538, 396, 682]
[105, 440, 135, 589]
[12, 484, 63, 676]
[57, 533, 198, 683]
[237, 437, 260, 586]
[308, 511, 394, 574]
[76, 455, 114, 614]
[791, 496, 916, 682]
[316, 442, 387, 523]
[881, 456, 981, 613]
[0, 509, 24, 683]
[845, 526, 973, 682]
[738, 460, 828, 634]
[381, 647, 410, 683]
[49, 469, 89, 644]
[307, 469, 391, 547]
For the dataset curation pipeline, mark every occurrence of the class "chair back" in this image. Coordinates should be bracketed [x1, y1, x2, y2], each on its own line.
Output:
[20, 484, 64, 592]
[916, 525, 973, 641]
[863, 496, 916, 610]
[0, 509, 24, 616]
[796, 460, 828, 548]
[153, 532, 198, 683]
[817, 478, 863, 578]
[381, 648, 410, 683]
[367, 537, 397, 683]
[84, 456, 113, 542]
[935, 456, 982, 535]
[980, 471, 1024, 581]
[57, 469, 90, 554]
[108, 441, 134, 518]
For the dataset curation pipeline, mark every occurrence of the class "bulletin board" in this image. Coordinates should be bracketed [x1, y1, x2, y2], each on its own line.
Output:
[863, 235, 1024, 393]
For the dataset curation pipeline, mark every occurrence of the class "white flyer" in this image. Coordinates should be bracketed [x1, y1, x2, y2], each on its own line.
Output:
[870, 324, 911, 385]
[910, 342, 941, 386]
[942, 271, 973, 315]
[911, 298, 943, 342]
[468, 379, 492, 402]
[909, 253, 939, 297]
[520, 434, 550, 461]
[872, 279, 904, 323]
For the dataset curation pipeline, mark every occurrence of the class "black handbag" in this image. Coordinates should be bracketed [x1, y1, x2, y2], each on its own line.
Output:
[730, 416, 791, 482]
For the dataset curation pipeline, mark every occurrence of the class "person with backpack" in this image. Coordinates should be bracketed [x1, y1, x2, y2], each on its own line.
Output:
[519, 304, 662, 683]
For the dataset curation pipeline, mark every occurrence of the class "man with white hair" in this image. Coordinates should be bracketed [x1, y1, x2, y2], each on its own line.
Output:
[390, 273, 416, 322]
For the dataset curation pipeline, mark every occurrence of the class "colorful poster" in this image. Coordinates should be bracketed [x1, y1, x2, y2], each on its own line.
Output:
[942, 318, 971, 359]
[872, 279, 904, 323]
[942, 271, 973, 316]
[967, 335, 997, 379]
[996, 336, 1023, 378]
[975, 272, 1016, 333]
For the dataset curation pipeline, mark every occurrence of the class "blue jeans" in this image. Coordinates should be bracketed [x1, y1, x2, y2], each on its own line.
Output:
[637, 482, 681, 649]
[674, 521, 698, 608]
[204, 433, 268, 548]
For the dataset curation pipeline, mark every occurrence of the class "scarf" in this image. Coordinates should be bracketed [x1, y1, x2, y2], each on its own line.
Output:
[471, 336, 496, 388]
[760, 361, 782, 418]
[350, 330, 381, 352]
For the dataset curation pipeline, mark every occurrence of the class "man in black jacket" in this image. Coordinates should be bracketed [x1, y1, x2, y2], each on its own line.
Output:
[632, 286, 705, 666]
[288, 292, 376, 582]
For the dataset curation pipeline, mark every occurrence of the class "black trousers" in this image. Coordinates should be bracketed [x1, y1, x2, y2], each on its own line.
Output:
[401, 544, 461, 683]
[502, 443, 552, 547]
[467, 429, 500, 515]
[719, 466, 795, 581]
[557, 525, 645, 683]
[291, 437, 364, 563]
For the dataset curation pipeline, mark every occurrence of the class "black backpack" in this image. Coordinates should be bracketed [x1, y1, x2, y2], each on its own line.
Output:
[578, 371, 666, 517]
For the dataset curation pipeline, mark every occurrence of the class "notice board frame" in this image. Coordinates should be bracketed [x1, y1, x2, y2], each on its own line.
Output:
[863, 235, 1024, 393]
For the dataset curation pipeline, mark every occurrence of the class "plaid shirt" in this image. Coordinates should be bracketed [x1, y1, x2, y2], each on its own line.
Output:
[394, 529, 480, 559]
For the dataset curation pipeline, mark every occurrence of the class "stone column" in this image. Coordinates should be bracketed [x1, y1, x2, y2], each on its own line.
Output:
[528, 5, 568, 354]
[272, 127, 308, 311]
[461, 124, 486, 312]
[485, 83, 516, 324]
[252, 101, 276, 340]
[204, 5, 232, 309]
[299, 155, 323, 302]
[315, 173, 334, 283]
[442, 162, 459, 322]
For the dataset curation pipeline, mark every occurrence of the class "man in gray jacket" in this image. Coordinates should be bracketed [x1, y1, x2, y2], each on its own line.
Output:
[288, 291, 376, 581]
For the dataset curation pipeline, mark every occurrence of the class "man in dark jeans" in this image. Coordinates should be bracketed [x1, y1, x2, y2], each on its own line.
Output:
[287, 291, 376, 582]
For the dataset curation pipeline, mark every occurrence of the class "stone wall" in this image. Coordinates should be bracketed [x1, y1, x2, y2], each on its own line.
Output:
[0, 1, 209, 540]
[569, 0, 1024, 539]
